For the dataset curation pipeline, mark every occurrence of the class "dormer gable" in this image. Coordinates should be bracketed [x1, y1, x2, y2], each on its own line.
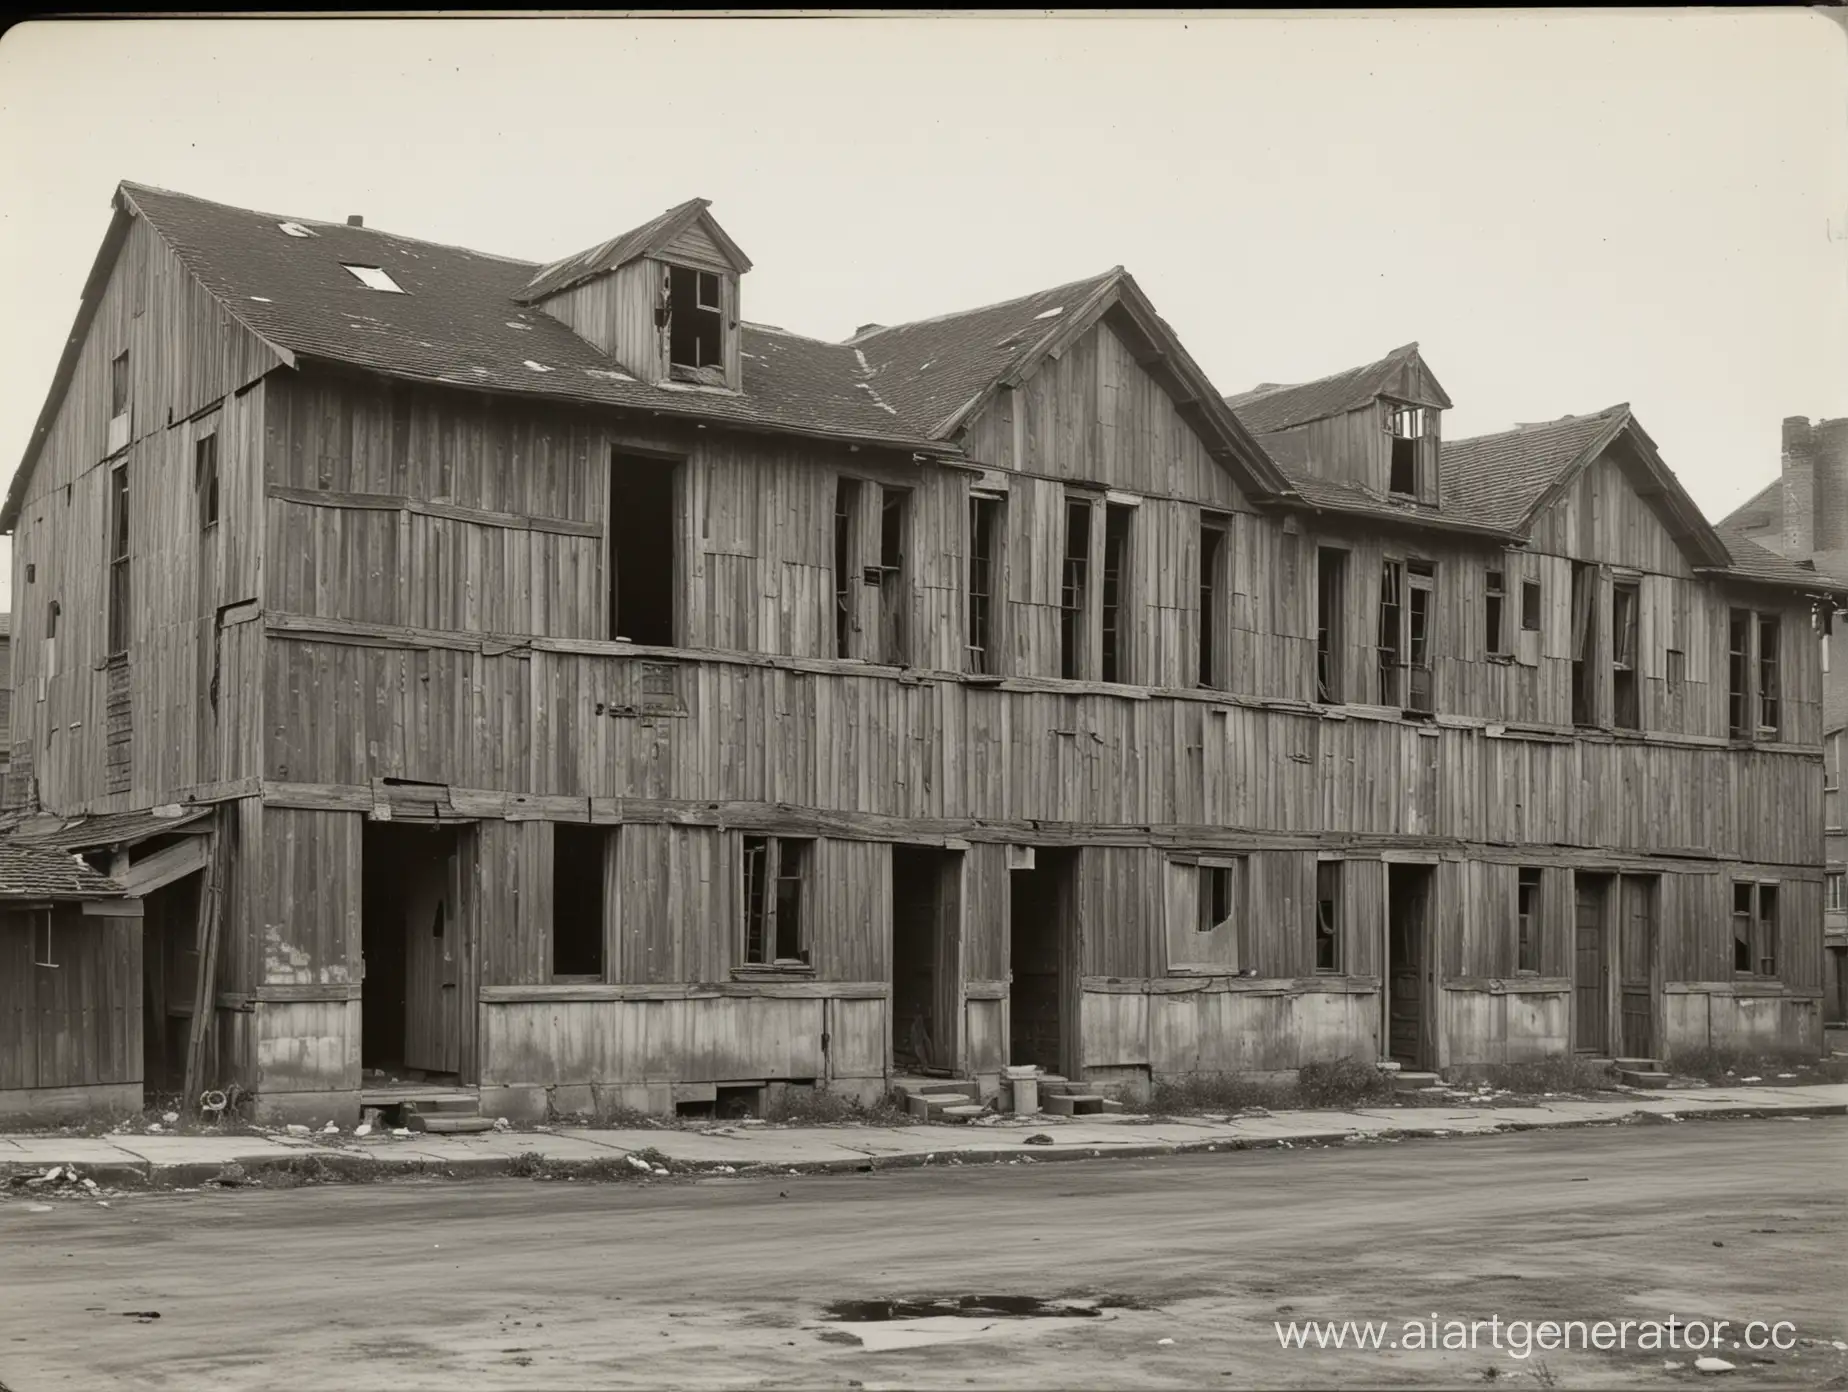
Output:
[519, 198, 752, 392]
[1226, 343, 1453, 507]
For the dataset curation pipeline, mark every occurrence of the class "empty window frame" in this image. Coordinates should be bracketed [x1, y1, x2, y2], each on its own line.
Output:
[110, 351, 130, 420]
[1198, 862, 1236, 936]
[1485, 568, 1508, 658]
[30, 910, 55, 968]
[195, 433, 219, 531]
[608, 453, 678, 646]
[741, 835, 812, 968]
[1827, 732, 1843, 832]
[833, 477, 861, 659]
[341, 264, 406, 293]
[1520, 578, 1542, 632]
[877, 486, 911, 666]
[1666, 648, 1687, 697]
[1611, 580, 1640, 731]
[1170, 853, 1250, 973]
[106, 462, 130, 657]
[1516, 868, 1542, 974]
[1728, 608, 1782, 740]
[967, 492, 1003, 675]
[1060, 496, 1093, 680]
[41, 600, 60, 699]
[1386, 403, 1425, 496]
[1314, 860, 1342, 973]
[1404, 561, 1435, 714]
[1316, 547, 1347, 702]
[1100, 503, 1133, 683]
[1377, 560, 1404, 706]
[1570, 562, 1597, 726]
[1828, 871, 1845, 913]
[551, 824, 609, 980]
[667, 265, 724, 372]
[1731, 881, 1777, 978]
[1198, 515, 1229, 689]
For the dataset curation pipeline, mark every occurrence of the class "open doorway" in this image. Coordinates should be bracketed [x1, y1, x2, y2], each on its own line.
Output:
[891, 846, 962, 1076]
[362, 822, 464, 1083]
[1009, 848, 1078, 1075]
[140, 873, 203, 1100]
[1386, 864, 1434, 1068]
[609, 452, 678, 646]
[1573, 873, 1611, 1054]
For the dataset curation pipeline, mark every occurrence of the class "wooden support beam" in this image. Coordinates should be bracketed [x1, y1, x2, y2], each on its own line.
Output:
[180, 823, 226, 1113]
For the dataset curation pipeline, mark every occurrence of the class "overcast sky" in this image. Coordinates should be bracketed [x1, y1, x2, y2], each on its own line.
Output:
[1, 12, 1844, 611]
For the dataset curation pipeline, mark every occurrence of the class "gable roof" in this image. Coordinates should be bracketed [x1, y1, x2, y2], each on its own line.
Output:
[1226, 342, 1453, 436]
[0, 840, 129, 901]
[516, 197, 752, 305]
[1441, 408, 1633, 531]
[1714, 475, 1784, 536]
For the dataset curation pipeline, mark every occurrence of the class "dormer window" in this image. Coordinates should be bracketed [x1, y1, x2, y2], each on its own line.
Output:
[342, 264, 405, 294]
[667, 265, 724, 379]
[1387, 404, 1425, 496]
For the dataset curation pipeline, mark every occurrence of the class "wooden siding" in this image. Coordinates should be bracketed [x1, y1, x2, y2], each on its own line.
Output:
[0, 906, 141, 1092]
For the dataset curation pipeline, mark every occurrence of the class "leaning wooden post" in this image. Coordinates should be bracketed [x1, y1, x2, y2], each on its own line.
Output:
[182, 815, 228, 1113]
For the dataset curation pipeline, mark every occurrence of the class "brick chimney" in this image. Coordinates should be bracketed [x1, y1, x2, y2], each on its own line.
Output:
[347, 215, 364, 228]
[1782, 416, 1816, 557]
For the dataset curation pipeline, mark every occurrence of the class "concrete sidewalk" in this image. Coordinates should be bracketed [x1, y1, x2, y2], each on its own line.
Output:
[3, 1083, 1843, 1191]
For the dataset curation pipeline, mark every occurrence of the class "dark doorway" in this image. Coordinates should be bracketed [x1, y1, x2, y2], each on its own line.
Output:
[1009, 848, 1078, 1074]
[140, 873, 203, 1099]
[1618, 875, 1657, 1058]
[891, 846, 962, 1076]
[1574, 873, 1611, 1053]
[609, 453, 678, 647]
[362, 822, 463, 1080]
[1386, 864, 1434, 1068]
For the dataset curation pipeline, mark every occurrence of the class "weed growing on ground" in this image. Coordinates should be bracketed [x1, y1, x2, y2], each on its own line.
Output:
[1467, 1057, 1618, 1097]
[762, 1089, 915, 1127]
[1664, 1045, 1848, 1086]
[1149, 1061, 1392, 1115]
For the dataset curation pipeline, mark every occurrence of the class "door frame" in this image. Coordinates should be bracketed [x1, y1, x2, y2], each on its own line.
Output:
[1616, 872, 1661, 1062]
[886, 842, 966, 1078]
[1005, 845, 1083, 1079]
[1571, 869, 1617, 1056]
[1382, 858, 1438, 1070]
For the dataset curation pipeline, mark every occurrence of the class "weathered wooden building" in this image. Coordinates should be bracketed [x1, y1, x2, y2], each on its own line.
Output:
[2, 182, 1838, 1123]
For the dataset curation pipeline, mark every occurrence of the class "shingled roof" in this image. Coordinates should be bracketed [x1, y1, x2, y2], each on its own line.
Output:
[0, 841, 129, 900]
[516, 197, 752, 304]
[1441, 409, 1631, 531]
[1226, 343, 1453, 435]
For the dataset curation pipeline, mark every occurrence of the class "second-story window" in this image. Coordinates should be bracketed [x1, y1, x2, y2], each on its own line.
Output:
[195, 433, 220, 531]
[967, 492, 1004, 675]
[1198, 515, 1229, 690]
[1386, 403, 1425, 496]
[1378, 558, 1434, 712]
[1485, 568, 1508, 658]
[1571, 562, 1598, 727]
[1060, 496, 1092, 680]
[877, 486, 911, 665]
[1317, 547, 1348, 703]
[1612, 580, 1640, 731]
[608, 451, 678, 647]
[1826, 732, 1843, 832]
[106, 462, 130, 657]
[833, 477, 861, 659]
[1727, 608, 1782, 740]
[1100, 503, 1133, 683]
[667, 265, 724, 378]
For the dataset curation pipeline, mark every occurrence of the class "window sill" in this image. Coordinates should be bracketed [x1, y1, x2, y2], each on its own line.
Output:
[732, 964, 816, 982]
[1486, 652, 1514, 665]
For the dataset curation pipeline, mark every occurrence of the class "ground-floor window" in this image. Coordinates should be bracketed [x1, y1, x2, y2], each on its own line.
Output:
[1732, 880, 1778, 978]
[742, 836, 812, 968]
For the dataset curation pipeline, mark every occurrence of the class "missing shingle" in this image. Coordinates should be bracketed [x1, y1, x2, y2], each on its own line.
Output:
[278, 222, 317, 238]
[342, 264, 406, 294]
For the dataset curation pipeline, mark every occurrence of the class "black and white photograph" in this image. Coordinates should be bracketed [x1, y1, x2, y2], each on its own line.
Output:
[0, 9, 1844, 1389]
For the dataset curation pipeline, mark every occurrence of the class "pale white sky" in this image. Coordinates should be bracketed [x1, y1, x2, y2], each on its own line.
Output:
[2, 12, 1845, 614]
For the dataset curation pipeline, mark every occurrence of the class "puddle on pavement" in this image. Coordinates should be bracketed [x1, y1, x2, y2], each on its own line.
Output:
[815, 1294, 1149, 1352]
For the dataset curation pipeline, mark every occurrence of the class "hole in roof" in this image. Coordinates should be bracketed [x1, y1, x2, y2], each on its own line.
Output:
[342, 265, 406, 294]
[1035, 306, 1064, 320]
[249, 296, 272, 303]
[278, 222, 317, 238]
[523, 361, 553, 373]
[505, 322, 532, 331]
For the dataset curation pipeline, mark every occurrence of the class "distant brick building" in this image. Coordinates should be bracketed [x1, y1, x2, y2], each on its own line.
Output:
[1721, 415, 1848, 1026]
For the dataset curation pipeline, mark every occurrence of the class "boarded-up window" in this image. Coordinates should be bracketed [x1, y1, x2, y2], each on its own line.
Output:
[106, 462, 130, 656]
[1516, 868, 1542, 973]
[552, 824, 610, 980]
[1166, 855, 1247, 972]
[742, 836, 812, 968]
[1611, 581, 1640, 731]
[967, 493, 1003, 675]
[1314, 860, 1342, 973]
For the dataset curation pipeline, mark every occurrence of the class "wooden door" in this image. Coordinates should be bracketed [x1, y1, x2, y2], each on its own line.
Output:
[1618, 876, 1656, 1059]
[1574, 879, 1608, 1053]
[1387, 874, 1425, 1067]
[402, 833, 459, 1075]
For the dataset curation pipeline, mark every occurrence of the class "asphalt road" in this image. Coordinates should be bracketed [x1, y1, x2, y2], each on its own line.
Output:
[1, 1119, 1843, 1390]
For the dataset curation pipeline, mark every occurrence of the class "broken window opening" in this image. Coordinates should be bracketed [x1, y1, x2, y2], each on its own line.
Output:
[1731, 882, 1753, 973]
[1314, 860, 1342, 973]
[878, 486, 911, 666]
[552, 824, 609, 980]
[1666, 648, 1686, 694]
[1316, 547, 1347, 703]
[608, 453, 677, 647]
[1198, 864, 1234, 935]
[1101, 503, 1133, 683]
[31, 910, 55, 968]
[1405, 562, 1434, 715]
[196, 433, 220, 531]
[341, 264, 406, 294]
[106, 462, 130, 657]
[1198, 518, 1228, 690]
[1386, 403, 1424, 497]
[110, 351, 130, 419]
[1377, 560, 1403, 706]
[1485, 568, 1507, 658]
[1756, 615, 1780, 737]
[833, 477, 861, 660]
[1520, 579, 1542, 632]
[967, 493, 1002, 675]
[1570, 562, 1597, 727]
[667, 265, 724, 374]
[1612, 580, 1640, 731]
[741, 835, 811, 968]
[1061, 497, 1092, 680]
[1516, 868, 1542, 974]
[1727, 609, 1752, 739]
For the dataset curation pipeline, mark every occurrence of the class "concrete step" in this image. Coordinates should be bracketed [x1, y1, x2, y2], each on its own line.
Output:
[1044, 1093, 1107, 1117]
[1391, 1071, 1442, 1093]
[938, 1104, 987, 1122]
[891, 1077, 980, 1103]
[413, 1115, 498, 1135]
[1616, 1069, 1671, 1089]
[1613, 1058, 1663, 1073]
[906, 1092, 983, 1121]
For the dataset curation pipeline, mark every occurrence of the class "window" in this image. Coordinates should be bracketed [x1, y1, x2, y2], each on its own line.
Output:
[1520, 579, 1542, 632]
[1198, 517, 1228, 689]
[1611, 581, 1640, 731]
[1485, 568, 1508, 658]
[341, 264, 405, 293]
[106, 462, 130, 656]
[1168, 854, 1249, 973]
[877, 486, 911, 665]
[1828, 872, 1844, 913]
[967, 493, 1003, 675]
[1405, 561, 1435, 714]
[1386, 403, 1424, 496]
[1666, 648, 1686, 695]
[1101, 503, 1133, 683]
[1825, 733, 1841, 831]
[1378, 560, 1403, 706]
[195, 433, 219, 531]
[833, 477, 861, 659]
[741, 836, 811, 968]
[1316, 548, 1347, 703]
[1728, 609, 1783, 740]
[608, 453, 677, 646]
[1060, 497, 1092, 680]
[551, 824, 609, 979]
[1732, 881, 1778, 978]
[40, 600, 60, 700]
[1314, 860, 1342, 972]
[1516, 868, 1542, 974]
[107, 351, 130, 455]
[30, 911, 55, 968]
[1199, 863, 1235, 936]
[667, 265, 724, 374]
[1570, 562, 1597, 726]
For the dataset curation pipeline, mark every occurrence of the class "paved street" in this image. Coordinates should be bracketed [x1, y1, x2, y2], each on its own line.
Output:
[1, 1118, 1843, 1390]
